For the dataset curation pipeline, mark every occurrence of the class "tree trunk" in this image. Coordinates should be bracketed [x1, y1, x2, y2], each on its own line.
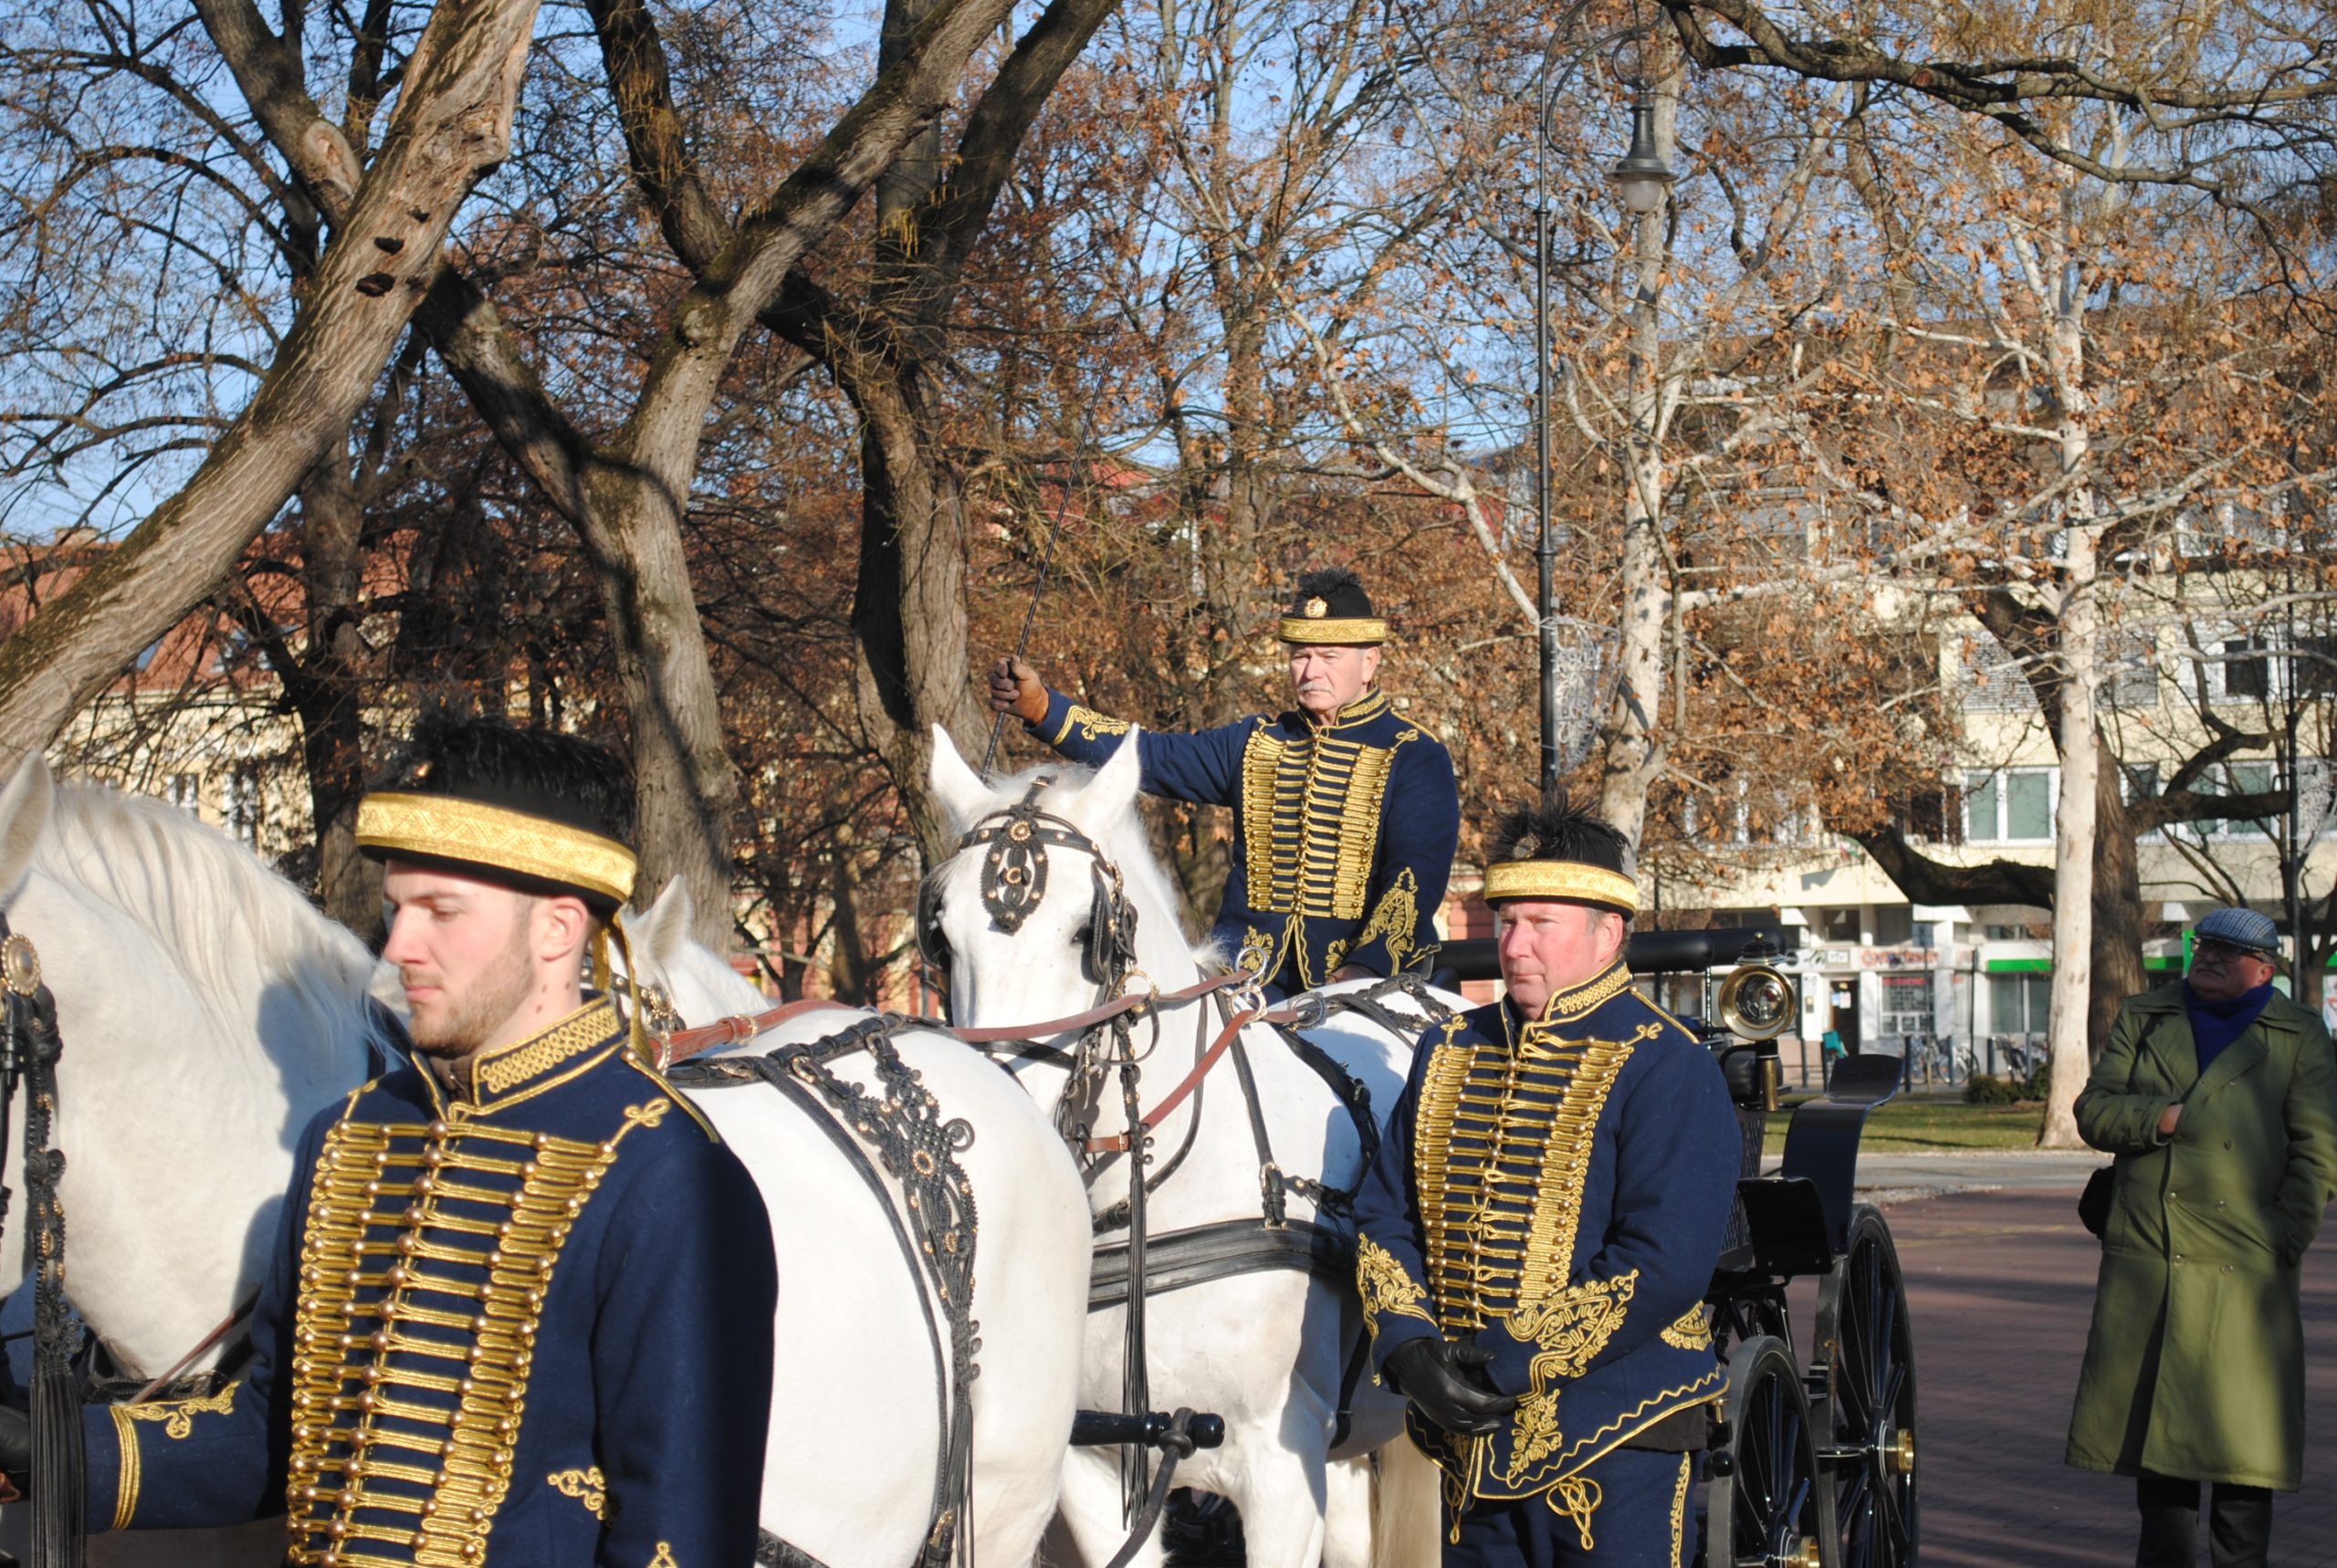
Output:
[2039, 206, 2101, 1150]
[0, 0, 542, 760]
[2041, 522, 2100, 1147]
[291, 455, 382, 938]
[571, 461, 741, 938]
[2090, 761, 2147, 1053]
[844, 361, 987, 863]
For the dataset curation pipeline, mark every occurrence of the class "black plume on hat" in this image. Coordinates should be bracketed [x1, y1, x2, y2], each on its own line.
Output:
[1490, 799, 1630, 877]
[1289, 567, 1373, 619]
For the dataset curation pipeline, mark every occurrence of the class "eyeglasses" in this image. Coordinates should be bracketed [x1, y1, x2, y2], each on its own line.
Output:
[2192, 939, 2271, 967]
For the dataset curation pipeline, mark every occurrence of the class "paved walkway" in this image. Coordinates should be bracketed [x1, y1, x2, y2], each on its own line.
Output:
[1857, 1185, 2337, 1567]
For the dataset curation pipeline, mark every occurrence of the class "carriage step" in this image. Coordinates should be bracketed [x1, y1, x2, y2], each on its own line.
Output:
[1071, 1409, 1227, 1450]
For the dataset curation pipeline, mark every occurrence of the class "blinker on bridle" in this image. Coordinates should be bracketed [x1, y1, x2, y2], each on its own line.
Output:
[926, 777, 1137, 992]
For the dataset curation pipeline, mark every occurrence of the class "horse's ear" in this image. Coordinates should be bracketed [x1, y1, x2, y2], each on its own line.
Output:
[0, 754, 53, 905]
[928, 725, 992, 832]
[624, 877, 696, 963]
[1078, 724, 1144, 827]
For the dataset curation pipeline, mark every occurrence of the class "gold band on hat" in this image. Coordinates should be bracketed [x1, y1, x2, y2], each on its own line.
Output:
[1279, 615, 1388, 645]
[1482, 860, 1640, 915]
[356, 792, 636, 904]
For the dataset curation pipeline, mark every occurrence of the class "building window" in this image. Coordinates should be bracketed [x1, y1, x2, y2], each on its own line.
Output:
[1871, 905, 1913, 946]
[2188, 759, 2279, 840]
[1880, 975, 1934, 1040]
[1817, 907, 1861, 944]
[1987, 972, 2051, 1034]
[2098, 631, 2161, 711]
[1965, 768, 2055, 842]
[225, 768, 261, 848]
[165, 774, 200, 814]
[2219, 637, 2273, 701]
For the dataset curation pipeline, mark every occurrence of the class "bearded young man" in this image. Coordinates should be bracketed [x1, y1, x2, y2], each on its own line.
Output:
[1350, 802, 1737, 1566]
[4, 719, 777, 1567]
[988, 567, 1459, 997]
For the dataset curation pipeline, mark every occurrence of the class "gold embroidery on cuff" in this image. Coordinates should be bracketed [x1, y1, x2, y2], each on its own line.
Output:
[1660, 1306, 1713, 1351]
[120, 1383, 236, 1440]
[1502, 1272, 1640, 1483]
[1357, 1236, 1436, 1346]
[549, 1466, 609, 1521]
[650, 1543, 680, 1568]
[1353, 868, 1421, 969]
[1065, 706, 1131, 742]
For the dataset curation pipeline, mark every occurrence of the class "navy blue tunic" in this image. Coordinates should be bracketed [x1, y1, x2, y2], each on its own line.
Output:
[1028, 686, 1459, 991]
[1351, 965, 1738, 1543]
[83, 995, 777, 1568]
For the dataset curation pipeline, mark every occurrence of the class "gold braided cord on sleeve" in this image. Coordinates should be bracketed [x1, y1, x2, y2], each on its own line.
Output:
[109, 1405, 141, 1531]
[355, 792, 636, 905]
[1481, 861, 1640, 915]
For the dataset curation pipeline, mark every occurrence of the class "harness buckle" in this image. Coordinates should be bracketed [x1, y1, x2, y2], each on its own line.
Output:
[1259, 1160, 1289, 1230]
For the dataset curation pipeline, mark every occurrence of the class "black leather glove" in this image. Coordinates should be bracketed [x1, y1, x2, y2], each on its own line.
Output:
[1384, 1337, 1517, 1437]
[0, 1403, 31, 1498]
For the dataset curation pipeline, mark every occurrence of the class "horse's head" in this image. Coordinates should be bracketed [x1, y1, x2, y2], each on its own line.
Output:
[616, 880, 763, 1026]
[925, 725, 1196, 1032]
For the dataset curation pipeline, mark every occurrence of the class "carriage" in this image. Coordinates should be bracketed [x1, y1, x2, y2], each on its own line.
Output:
[1439, 927, 1919, 1568]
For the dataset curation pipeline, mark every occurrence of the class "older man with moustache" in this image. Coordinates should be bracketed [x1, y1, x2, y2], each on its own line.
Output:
[1350, 801, 1738, 1565]
[989, 567, 1458, 998]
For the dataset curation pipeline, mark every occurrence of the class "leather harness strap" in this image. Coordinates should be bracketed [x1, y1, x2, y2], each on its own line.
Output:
[656, 973, 1253, 1066]
[1081, 994, 1302, 1155]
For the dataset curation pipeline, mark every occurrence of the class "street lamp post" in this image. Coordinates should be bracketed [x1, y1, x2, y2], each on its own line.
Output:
[1532, 65, 1675, 807]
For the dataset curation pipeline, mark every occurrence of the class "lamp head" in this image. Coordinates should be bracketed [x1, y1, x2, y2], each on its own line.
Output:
[1609, 99, 1674, 215]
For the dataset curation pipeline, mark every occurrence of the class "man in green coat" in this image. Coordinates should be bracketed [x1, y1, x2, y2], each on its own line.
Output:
[2067, 906, 2337, 1568]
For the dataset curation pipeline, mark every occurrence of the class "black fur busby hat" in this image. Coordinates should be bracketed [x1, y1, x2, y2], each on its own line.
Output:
[1482, 799, 1639, 916]
[356, 716, 637, 913]
[1279, 567, 1387, 645]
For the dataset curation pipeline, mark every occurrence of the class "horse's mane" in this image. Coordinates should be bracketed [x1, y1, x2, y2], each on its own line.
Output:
[37, 781, 383, 1052]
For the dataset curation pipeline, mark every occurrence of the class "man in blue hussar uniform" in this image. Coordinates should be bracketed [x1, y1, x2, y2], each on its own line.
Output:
[2, 719, 777, 1567]
[989, 568, 1460, 994]
[1352, 801, 1739, 1565]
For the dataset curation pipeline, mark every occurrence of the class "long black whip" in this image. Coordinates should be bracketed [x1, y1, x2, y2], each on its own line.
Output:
[979, 431, 1093, 785]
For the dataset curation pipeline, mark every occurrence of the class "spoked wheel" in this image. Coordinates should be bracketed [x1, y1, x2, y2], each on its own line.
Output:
[1815, 1204, 1918, 1568]
[1712, 1281, 1794, 1360]
[1701, 1334, 1824, 1568]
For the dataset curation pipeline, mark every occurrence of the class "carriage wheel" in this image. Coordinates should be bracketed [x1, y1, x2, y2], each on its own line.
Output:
[1814, 1205, 1918, 1568]
[1711, 1283, 1793, 1360]
[1701, 1334, 1824, 1568]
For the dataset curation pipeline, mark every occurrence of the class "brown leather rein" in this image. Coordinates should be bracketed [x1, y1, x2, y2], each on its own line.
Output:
[651, 970, 1290, 1156]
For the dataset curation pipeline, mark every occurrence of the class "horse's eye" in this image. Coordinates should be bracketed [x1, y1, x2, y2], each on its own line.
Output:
[1071, 923, 1093, 950]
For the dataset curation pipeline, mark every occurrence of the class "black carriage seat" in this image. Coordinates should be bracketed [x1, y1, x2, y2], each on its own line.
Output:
[1735, 1051, 1902, 1278]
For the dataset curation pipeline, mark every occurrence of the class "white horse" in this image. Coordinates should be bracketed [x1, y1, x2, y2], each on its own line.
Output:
[0, 756, 1089, 1568]
[620, 887, 1093, 1568]
[921, 727, 1449, 1568]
